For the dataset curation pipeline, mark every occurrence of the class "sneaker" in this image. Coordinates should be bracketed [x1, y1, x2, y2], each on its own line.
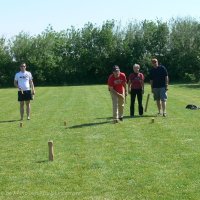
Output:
[156, 112, 162, 116]
[113, 119, 119, 124]
[27, 116, 30, 120]
[163, 113, 167, 117]
[119, 117, 123, 121]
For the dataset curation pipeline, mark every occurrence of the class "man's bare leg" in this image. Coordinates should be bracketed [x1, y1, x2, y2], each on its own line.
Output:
[20, 101, 24, 120]
[156, 100, 161, 114]
[26, 100, 31, 120]
[162, 101, 167, 116]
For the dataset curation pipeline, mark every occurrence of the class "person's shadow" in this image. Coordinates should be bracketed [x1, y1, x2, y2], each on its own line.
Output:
[67, 120, 111, 129]
[0, 119, 21, 123]
[67, 114, 156, 129]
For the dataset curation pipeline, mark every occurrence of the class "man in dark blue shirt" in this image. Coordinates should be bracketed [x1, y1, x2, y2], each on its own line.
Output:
[149, 58, 169, 117]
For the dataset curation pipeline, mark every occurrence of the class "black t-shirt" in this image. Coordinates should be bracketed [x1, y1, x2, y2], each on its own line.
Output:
[149, 65, 168, 88]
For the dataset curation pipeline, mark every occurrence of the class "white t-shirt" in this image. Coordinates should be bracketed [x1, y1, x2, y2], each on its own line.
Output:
[14, 71, 33, 91]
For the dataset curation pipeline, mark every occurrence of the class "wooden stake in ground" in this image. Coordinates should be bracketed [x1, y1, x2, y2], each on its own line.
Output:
[151, 118, 155, 123]
[64, 121, 67, 126]
[48, 141, 54, 161]
[144, 93, 150, 112]
[20, 122, 23, 127]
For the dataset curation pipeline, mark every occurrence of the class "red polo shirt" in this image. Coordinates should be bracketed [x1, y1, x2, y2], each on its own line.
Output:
[108, 72, 127, 94]
[128, 73, 144, 89]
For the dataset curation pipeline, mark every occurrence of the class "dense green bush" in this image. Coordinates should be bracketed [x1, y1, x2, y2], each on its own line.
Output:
[1, 17, 200, 86]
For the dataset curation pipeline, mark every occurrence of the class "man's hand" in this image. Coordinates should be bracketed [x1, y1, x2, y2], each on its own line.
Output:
[19, 87, 23, 94]
[118, 93, 124, 98]
[142, 89, 144, 95]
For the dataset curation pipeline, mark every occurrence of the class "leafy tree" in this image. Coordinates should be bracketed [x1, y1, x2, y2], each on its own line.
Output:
[169, 18, 200, 81]
[1, 17, 200, 86]
[0, 37, 13, 86]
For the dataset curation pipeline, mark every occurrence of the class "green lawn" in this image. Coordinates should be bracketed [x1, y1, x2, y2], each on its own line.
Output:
[0, 84, 200, 200]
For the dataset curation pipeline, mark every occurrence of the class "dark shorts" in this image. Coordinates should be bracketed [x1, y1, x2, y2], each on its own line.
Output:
[18, 90, 33, 101]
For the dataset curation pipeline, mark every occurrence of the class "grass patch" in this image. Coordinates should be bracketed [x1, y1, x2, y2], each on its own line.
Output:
[0, 84, 200, 199]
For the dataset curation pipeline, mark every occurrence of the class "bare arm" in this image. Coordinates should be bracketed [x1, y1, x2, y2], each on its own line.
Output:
[165, 76, 169, 90]
[14, 79, 24, 93]
[109, 86, 124, 98]
[14, 80, 18, 88]
[29, 80, 35, 95]
[140, 78, 144, 90]
[141, 79, 144, 94]
[150, 80, 153, 93]
[123, 82, 127, 96]
[128, 80, 131, 94]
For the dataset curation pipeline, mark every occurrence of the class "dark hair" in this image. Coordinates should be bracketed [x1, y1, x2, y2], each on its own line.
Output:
[113, 65, 120, 71]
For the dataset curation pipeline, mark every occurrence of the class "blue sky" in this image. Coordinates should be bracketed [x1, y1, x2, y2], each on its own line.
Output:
[1, 0, 200, 38]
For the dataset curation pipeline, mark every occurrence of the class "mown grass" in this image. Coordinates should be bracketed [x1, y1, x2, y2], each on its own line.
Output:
[0, 84, 200, 200]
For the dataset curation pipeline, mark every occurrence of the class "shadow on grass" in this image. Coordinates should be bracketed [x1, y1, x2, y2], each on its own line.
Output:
[68, 121, 111, 129]
[68, 114, 157, 129]
[95, 117, 112, 120]
[36, 160, 49, 163]
[177, 84, 200, 89]
[123, 115, 157, 118]
[96, 115, 157, 120]
[0, 119, 20, 123]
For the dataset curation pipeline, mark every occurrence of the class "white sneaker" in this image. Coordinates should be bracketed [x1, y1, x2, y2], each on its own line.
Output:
[27, 116, 30, 120]
[113, 119, 119, 124]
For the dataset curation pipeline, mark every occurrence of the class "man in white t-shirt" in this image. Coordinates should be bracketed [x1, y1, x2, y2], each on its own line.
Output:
[14, 63, 35, 120]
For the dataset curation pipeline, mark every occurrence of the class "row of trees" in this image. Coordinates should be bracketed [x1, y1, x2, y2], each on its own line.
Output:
[0, 17, 200, 86]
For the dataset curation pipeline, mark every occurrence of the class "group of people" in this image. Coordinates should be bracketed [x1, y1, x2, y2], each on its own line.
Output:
[14, 59, 168, 123]
[108, 58, 169, 123]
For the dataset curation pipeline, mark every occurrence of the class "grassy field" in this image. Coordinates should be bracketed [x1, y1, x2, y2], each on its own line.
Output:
[0, 84, 200, 200]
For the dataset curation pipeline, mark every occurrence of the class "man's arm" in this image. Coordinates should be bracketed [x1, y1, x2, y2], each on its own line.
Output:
[128, 80, 131, 94]
[29, 79, 35, 95]
[150, 80, 153, 93]
[14, 80, 18, 88]
[123, 82, 127, 96]
[141, 79, 144, 94]
[165, 76, 169, 90]
[14, 79, 23, 93]
[109, 86, 124, 98]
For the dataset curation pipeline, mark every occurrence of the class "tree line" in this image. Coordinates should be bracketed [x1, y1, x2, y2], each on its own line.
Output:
[0, 17, 200, 87]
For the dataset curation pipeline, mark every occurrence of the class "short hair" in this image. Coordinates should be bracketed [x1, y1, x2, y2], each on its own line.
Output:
[112, 65, 120, 72]
[133, 63, 140, 69]
[151, 58, 158, 63]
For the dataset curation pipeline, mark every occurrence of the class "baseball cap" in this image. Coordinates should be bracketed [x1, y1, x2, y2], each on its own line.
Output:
[113, 65, 120, 72]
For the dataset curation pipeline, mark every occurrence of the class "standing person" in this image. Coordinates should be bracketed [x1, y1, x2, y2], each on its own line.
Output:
[14, 63, 35, 120]
[128, 64, 144, 117]
[108, 65, 127, 123]
[149, 58, 169, 117]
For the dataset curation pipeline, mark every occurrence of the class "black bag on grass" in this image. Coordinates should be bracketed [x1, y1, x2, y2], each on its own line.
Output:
[185, 104, 199, 110]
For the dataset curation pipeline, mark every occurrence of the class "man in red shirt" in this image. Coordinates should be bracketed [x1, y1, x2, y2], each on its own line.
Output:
[108, 65, 127, 123]
[128, 64, 144, 117]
